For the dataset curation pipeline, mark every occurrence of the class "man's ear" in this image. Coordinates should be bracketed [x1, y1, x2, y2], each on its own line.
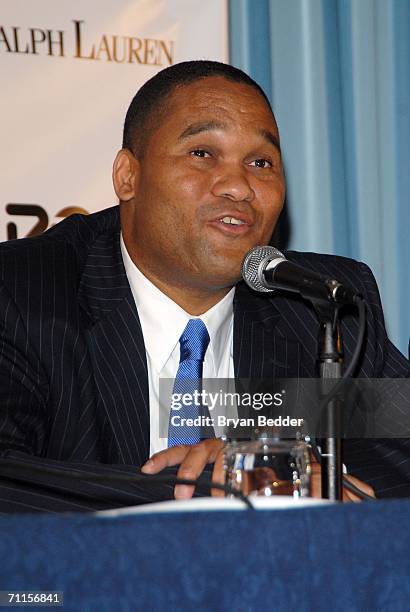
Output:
[112, 149, 140, 202]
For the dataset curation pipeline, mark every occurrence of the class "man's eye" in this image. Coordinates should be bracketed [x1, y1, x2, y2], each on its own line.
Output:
[191, 149, 211, 158]
[250, 159, 272, 169]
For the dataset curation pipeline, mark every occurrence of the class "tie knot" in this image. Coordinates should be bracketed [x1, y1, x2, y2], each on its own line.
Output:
[179, 319, 210, 362]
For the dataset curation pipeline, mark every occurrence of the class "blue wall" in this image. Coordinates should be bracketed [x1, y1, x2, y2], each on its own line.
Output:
[229, 0, 409, 356]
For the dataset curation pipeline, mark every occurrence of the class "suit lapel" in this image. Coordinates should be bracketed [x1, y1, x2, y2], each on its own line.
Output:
[233, 282, 306, 381]
[79, 219, 150, 466]
[233, 282, 319, 425]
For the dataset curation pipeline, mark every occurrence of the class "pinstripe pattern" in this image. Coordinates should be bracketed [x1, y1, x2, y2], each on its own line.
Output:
[0, 205, 409, 511]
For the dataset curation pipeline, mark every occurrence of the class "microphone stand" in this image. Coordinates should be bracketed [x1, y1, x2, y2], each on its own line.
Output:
[313, 302, 343, 501]
[241, 246, 368, 501]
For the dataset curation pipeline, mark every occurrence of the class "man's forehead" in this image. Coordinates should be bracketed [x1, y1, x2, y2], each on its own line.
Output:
[139, 75, 280, 155]
[178, 120, 280, 151]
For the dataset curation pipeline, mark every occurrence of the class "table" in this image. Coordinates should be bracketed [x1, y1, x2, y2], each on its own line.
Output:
[1, 498, 409, 611]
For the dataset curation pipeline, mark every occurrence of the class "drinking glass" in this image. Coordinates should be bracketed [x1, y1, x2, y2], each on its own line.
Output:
[224, 438, 311, 497]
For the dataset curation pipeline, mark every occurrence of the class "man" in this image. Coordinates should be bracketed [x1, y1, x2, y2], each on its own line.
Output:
[0, 61, 408, 512]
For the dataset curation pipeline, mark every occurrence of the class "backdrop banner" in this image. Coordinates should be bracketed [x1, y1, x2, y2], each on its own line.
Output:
[0, 0, 228, 240]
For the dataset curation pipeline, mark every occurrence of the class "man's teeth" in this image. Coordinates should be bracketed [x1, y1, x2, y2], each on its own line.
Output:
[221, 216, 244, 225]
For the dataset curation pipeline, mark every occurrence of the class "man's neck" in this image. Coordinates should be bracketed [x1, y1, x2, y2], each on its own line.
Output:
[137, 272, 233, 315]
[121, 239, 234, 316]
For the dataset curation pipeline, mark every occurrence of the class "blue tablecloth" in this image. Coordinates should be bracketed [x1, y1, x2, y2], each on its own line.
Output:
[1, 499, 410, 612]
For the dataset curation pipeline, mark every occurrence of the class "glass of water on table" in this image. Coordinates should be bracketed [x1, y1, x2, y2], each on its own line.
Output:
[224, 438, 312, 498]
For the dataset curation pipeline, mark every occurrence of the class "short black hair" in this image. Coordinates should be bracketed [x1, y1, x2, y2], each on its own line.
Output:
[122, 60, 273, 159]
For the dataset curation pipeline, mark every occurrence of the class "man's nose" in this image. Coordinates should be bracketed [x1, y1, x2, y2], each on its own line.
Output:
[211, 166, 255, 203]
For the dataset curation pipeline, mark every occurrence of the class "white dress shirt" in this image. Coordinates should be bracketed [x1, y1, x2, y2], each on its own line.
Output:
[120, 234, 236, 456]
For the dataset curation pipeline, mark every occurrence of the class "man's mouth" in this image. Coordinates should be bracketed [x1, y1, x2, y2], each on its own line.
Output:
[208, 213, 253, 236]
[220, 216, 246, 226]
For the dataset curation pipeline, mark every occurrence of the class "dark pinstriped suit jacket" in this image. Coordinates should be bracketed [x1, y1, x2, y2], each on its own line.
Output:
[0, 206, 409, 512]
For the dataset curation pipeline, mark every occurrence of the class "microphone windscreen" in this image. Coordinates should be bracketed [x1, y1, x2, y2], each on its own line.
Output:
[241, 245, 284, 292]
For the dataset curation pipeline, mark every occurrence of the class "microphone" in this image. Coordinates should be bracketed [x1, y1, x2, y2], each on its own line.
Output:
[241, 246, 358, 305]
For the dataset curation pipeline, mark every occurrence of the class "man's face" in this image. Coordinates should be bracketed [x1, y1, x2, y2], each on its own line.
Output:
[121, 76, 286, 297]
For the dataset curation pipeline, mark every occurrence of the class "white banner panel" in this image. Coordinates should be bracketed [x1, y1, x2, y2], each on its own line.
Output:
[0, 0, 228, 240]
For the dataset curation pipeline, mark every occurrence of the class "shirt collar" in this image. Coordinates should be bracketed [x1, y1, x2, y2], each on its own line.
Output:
[120, 234, 234, 373]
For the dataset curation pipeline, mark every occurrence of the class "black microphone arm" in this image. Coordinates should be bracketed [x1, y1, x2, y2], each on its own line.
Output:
[241, 245, 358, 306]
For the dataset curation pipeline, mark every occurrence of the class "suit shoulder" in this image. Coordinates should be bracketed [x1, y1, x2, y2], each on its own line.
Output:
[0, 206, 120, 290]
[284, 250, 376, 293]
[0, 206, 119, 274]
[285, 249, 360, 268]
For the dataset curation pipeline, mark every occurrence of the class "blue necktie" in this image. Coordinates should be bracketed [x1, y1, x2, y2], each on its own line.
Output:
[168, 319, 210, 447]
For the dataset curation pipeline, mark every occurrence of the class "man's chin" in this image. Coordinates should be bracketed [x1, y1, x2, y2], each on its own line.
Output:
[191, 244, 256, 290]
[200, 265, 243, 292]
